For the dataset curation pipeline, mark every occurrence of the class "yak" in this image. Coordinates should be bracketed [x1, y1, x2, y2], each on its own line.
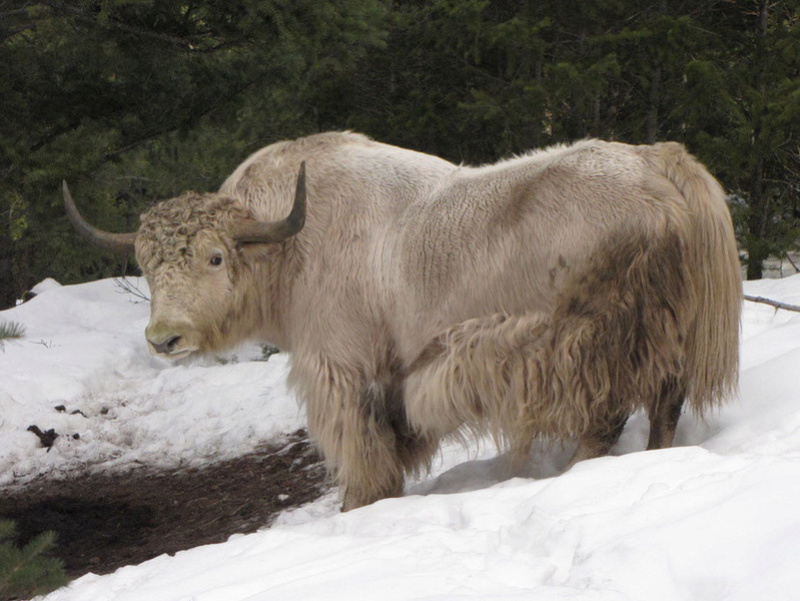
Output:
[64, 132, 742, 510]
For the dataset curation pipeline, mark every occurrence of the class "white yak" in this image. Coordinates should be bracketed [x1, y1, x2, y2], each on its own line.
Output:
[65, 132, 742, 510]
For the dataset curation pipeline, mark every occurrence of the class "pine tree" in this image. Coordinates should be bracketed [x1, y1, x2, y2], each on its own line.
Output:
[0, 520, 69, 600]
[679, 0, 800, 279]
[0, 0, 389, 308]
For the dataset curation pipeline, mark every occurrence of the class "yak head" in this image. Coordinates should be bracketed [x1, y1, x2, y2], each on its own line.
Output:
[63, 163, 305, 359]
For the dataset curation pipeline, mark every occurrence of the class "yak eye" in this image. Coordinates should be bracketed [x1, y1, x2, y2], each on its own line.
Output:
[209, 253, 224, 267]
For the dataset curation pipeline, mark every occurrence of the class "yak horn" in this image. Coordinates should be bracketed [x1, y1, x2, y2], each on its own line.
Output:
[233, 161, 307, 244]
[62, 181, 138, 254]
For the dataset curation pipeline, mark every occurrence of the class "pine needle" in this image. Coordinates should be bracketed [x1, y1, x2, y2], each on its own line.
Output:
[0, 321, 25, 351]
[0, 520, 70, 598]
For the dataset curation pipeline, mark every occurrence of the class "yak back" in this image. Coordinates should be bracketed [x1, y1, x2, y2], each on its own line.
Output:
[386, 140, 696, 360]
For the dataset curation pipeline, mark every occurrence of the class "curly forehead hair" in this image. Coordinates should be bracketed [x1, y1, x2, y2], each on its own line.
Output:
[136, 192, 250, 268]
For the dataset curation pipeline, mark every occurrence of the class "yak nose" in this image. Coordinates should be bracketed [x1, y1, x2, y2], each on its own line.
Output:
[150, 334, 182, 355]
[145, 321, 195, 357]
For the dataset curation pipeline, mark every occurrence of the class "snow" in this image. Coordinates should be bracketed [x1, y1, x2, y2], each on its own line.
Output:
[0, 278, 303, 485]
[2, 275, 800, 600]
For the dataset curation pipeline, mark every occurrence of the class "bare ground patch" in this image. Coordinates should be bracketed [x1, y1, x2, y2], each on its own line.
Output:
[1, 429, 329, 584]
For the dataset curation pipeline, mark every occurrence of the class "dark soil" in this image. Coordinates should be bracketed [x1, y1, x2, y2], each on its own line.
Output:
[2, 429, 329, 581]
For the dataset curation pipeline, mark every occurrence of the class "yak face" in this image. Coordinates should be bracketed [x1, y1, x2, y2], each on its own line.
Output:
[63, 162, 306, 360]
[135, 193, 250, 359]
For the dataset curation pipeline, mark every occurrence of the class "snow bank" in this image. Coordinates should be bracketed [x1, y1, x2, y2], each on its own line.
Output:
[1, 275, 800, 600]
[0, 278, 303, 486]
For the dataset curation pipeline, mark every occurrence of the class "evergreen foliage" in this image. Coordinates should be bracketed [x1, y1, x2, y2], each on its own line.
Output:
[0, 321, 25, 351]
[2, 0, 800, 306]
[0, 519, 69, 600]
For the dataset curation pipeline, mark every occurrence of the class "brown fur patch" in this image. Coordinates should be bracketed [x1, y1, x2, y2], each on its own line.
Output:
[538, 228, 691, 437]
[404, 226, 695, 467]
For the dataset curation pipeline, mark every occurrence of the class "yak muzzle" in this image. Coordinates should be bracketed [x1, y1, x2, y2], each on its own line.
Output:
[150, 334, 183, 355]
[146, 323, 199, 358]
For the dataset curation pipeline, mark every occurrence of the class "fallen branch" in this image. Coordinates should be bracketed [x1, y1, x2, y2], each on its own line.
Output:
[114, 277, 150, 302]
[743, 294, 800, 313]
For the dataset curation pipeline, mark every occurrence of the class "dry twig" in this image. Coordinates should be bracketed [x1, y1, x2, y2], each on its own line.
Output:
[743, 294, 800, 313]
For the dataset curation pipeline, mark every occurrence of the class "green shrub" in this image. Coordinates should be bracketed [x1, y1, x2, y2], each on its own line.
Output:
[0, 520, 69, 600]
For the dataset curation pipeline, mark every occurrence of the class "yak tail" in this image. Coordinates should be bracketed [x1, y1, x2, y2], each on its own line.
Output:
[404, 312, 551, 457]
[642, 142, 742, 413]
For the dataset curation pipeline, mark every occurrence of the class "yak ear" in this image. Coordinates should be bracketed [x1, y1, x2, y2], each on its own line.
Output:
[234, 217, 284, 260]
[237, 240, 283, 261]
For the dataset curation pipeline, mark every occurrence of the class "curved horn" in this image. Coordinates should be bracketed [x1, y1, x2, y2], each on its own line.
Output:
[62, 181, 138, 254]
[233, 161, 307, 244]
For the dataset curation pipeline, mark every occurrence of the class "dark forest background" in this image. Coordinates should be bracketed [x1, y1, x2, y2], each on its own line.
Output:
[2, 0, 799, 308]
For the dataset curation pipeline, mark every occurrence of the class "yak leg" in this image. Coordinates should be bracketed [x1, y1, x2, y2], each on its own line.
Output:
[304, 380, 405, 512]
[340, 397, 442, 512]
[338, 394, 408, 512]
[295, 352, 413, 511]
[339, 427, 405, 512]
[563, 409, 629, 472]
[647, 376, 685, 450]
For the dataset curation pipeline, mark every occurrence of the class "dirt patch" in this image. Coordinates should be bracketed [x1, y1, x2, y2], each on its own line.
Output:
[2, 429, 329, 581]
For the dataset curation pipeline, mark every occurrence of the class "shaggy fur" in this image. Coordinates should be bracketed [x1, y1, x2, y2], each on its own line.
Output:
[405, 312, 552, 470]
[397, 141, 741, 495]
[404, 229, 691, 473]
[88, 132, 740, 511]
[397, 142, 740, 495]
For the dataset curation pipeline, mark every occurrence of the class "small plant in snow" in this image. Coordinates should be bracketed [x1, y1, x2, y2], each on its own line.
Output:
[0, 321, 25, 351]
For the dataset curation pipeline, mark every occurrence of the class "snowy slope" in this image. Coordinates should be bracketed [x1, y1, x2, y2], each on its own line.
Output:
[0, 278, 303, 487]
[2, 276, 800, 600]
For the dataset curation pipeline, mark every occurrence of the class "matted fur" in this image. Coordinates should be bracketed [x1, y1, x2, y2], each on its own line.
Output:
[405, 312, 551, 468]
[90, 132, 741, 511]
[404, 229, 694, 466]
[137, 193, 250, 270]
[399, 143, 740, 487]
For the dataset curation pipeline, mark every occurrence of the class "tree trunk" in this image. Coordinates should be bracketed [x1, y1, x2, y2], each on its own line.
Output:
[646, 63, 661, 144]
[745, 0, 770, 281]
[0, 228, 16, 309]
[645, 0, 667, 145]
[746, 158, 766, 281]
